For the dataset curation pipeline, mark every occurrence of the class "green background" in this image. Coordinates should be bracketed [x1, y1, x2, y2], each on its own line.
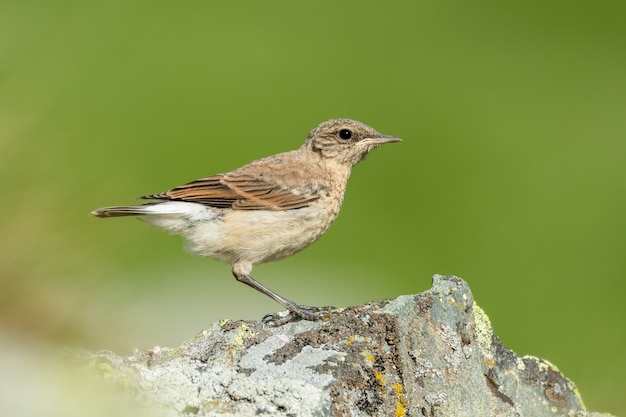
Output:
[1, 1, 624, 414]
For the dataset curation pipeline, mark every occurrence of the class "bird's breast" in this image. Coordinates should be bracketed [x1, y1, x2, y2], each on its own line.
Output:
[184, 201, 342, 265]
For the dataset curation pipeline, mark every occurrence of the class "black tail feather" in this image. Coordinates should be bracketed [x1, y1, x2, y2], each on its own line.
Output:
[90, 206, 149, 218]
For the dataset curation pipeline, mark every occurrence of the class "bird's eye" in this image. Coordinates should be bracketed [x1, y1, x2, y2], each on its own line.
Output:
[338, 129, 352, 140]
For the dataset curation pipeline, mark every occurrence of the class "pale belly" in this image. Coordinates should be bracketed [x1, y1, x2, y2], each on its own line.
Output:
[179, 204, 338, 265]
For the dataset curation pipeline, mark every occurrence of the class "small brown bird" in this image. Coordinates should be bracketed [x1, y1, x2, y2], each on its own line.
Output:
[91, 118, 400, 324]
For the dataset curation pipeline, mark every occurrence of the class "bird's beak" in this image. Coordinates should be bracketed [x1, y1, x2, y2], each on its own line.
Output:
[363, 135, 402, 146]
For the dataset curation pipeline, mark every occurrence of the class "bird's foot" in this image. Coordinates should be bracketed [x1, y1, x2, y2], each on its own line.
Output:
[262, 305, 341, 326]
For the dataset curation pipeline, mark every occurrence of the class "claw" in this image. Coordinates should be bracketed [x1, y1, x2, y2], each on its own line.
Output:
[262, 305, 342, 326]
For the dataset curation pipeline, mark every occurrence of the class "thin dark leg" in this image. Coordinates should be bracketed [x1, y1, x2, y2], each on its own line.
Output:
[232, 271, 336, 325]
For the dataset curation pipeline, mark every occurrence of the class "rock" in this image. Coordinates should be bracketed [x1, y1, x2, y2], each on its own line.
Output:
[79, 275, 613, 417]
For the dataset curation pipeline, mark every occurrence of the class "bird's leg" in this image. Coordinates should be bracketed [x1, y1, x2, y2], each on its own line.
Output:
[232, 264, 337, 326]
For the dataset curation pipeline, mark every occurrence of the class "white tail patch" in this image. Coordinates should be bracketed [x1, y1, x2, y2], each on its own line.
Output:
[92, 201, 216, 220]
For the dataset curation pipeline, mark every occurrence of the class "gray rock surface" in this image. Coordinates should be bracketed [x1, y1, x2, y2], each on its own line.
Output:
[80, 275, 613, 417]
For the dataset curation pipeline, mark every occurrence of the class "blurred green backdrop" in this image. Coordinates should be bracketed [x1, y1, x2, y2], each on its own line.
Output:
[1, 0, 624, 414]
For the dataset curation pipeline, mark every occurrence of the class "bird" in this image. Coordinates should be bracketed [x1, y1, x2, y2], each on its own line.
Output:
[91, 118, 401, 325]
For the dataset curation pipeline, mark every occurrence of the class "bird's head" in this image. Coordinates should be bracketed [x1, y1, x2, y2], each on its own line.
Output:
[303, 118, 401, 167]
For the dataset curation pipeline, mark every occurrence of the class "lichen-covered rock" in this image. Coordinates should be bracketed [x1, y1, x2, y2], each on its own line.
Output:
[80, 275, 613, 417]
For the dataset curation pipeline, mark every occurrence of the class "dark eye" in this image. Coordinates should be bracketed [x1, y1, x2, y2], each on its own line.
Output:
[338, 129, 352, 140]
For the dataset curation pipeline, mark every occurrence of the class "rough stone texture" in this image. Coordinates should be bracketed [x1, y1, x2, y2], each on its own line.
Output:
[79, 275, 614, 417]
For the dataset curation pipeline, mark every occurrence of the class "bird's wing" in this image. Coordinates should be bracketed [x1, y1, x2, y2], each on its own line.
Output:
[141, 173, 319, 211]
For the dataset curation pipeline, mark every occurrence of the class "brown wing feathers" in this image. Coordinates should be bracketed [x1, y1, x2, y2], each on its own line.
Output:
[141, 174, 318, 211]
[143, 176, 239, 208]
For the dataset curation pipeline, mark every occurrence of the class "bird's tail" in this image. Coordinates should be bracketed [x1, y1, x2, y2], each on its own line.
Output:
[90, 205, 154, 217]
[90, 201, 200, 218]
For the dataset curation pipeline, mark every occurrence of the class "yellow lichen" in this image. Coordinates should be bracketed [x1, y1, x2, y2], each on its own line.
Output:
[571, 385, 587, 409]
[472, 302, 493, 350]
[484, 357, 495, 369]
[233, 323, 255, 346]
[375, 372, 386, 387]
[362, 349, 375, 363]
[393, 382, 407, 417]
[392, 382, 403, 395]
[167, 347, 181, 357]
